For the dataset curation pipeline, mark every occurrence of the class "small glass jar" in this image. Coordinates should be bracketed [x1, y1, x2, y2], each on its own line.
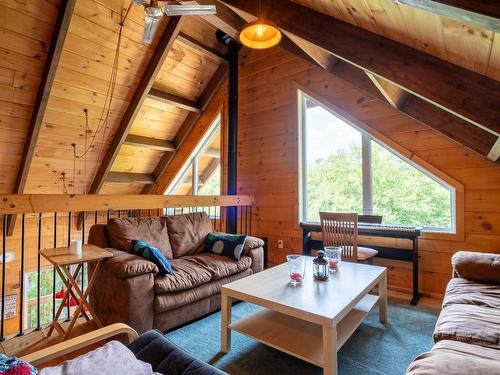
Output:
[325, 246, 342, 273]
[313, 250, 329, 281]
[287, 255, 305, 286]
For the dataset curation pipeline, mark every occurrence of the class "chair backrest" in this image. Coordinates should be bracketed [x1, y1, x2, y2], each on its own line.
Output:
[319, 212, 358, 261]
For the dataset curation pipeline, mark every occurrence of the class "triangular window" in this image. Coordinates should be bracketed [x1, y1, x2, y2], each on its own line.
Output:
[299, 92, 454, 232]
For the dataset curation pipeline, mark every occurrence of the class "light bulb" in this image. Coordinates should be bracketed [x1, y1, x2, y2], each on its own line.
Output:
[255, 24, 266, 37]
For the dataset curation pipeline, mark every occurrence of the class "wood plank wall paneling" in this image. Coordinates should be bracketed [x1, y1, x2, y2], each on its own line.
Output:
[237, 46, 500, 300]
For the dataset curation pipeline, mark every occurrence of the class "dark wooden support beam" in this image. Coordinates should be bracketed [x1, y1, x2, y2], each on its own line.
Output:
[282, 31, 337, 71]
[177, 32, 228, 64]
[145, 64, 228, 194]
[222, 0, 500, 136]
[123, 134, 176, 152]
[87, 16, 184, 194]
[365, 73, 409, 109]
[8, 0, 76, 236]
[147, 88, 201, 113]
[106, 172, 155, 184]
[395, 0, 500, 32]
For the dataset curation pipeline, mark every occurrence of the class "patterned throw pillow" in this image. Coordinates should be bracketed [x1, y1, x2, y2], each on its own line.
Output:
[0, 354, 37, 375]
[132, 240, 173, 276]
[204, 233, 247, 261]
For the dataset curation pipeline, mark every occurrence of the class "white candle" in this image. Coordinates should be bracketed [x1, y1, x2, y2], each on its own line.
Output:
[70, 239, 82, 254]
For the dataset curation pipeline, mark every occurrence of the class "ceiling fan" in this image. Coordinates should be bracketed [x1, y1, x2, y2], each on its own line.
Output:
[133, 1, 217, 43]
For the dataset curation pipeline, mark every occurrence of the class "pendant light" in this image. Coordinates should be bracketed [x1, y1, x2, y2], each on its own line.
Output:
[239, 1, 281, 49]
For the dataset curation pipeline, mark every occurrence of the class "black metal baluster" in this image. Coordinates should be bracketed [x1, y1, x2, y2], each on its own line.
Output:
[239, 206, 242, 234]
[118, 210, 121, 218]
[1, 215, 7, 341]
[249, 206, 252, 235]
[66, 212, 71, 320]
[107, 210, 110, 222]
[19, 214, 25, 336]
[37, 213, 41, 330]
[148, 209, 151, 217]
[81, 211, 85, 293]
[52, 213, 57, 319]
[94, 210, 98, 225]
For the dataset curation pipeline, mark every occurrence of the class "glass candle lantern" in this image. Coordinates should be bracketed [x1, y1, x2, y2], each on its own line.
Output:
[313, 250, 329, 281]
[325, 246, 342, 273]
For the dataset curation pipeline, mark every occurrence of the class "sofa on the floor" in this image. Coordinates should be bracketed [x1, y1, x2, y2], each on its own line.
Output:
[406, 251, 500, 374]
[88, 212, 264, 334]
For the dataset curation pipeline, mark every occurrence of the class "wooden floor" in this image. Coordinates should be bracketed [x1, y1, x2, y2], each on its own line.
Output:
[0, 290, 442, 364]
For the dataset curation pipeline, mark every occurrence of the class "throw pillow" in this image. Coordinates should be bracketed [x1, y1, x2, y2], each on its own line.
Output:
[0, 354, 37, 375]
[204, 233, 247, 261]
[132, 240, 173, 276]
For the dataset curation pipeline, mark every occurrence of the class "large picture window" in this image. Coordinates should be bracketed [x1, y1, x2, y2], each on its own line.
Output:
[299, 92, 454, 232]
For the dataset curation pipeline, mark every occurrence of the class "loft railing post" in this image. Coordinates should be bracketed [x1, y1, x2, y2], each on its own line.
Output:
[52, 212, 57, 320]
[36, 213, 42, 330]
[1, 215, 6, 341]
[19, 214, 26, 336]
[66, 212, 71, 320]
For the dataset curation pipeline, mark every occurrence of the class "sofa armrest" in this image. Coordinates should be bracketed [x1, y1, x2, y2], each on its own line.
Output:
[247, 246, 264, 273]
[89, 248, 157, 334]
[243, 235, 265, 254]
[452, 251, 500, 284]
[103, 248, 159, 279]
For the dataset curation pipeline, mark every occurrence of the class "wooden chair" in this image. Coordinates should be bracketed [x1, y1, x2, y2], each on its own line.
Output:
[319, 212, 378, 263]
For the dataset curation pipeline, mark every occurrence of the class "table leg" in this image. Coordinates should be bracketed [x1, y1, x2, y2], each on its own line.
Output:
[379, 270, 388, 323]
[322, 325, 338, 375]
[220, 291, 232, 353]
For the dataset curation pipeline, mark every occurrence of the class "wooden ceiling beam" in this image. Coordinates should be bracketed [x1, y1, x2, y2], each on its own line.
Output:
[282, 31, 338, 72]
[106, 172, 155, 184]
[222, 0, 500, 136]
[123, 134, 176, 152]
[177, 32, 228, 64]
[147, 88, 201, 113]
[87, 16, 184, 195]
[395, 0, 500, 32]
[8, 0, 76, 236]
[145, 64, 228, 193]
[365, 73, 409, 109]
[330, 59, 499, 161]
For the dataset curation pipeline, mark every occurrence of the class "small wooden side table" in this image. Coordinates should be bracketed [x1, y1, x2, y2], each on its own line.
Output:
[41, 245, 113, 341]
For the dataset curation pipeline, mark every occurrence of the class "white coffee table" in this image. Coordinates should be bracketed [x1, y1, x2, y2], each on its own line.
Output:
[220, 257, 387, 375]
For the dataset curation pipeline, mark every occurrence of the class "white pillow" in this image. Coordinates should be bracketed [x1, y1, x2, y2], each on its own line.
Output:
[39, 340, 159, 375]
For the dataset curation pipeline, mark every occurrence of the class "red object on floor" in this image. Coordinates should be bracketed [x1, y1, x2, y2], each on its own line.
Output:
[55, 288, 78, 307]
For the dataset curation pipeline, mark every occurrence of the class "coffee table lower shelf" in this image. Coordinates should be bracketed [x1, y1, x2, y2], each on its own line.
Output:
[229, 294, 379, 367]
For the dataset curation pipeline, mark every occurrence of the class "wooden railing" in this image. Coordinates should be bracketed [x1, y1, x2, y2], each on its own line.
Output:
[0, 195, 253, 341]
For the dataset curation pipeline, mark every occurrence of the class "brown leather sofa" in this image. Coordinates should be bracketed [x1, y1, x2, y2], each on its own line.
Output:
[87, 212, 265, 334]
[406, 251, 500, 374]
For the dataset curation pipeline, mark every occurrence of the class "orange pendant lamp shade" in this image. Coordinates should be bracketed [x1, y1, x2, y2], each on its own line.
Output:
[240, 19, 282, 49]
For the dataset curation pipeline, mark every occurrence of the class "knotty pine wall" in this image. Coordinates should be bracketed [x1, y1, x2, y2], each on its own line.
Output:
[237, 46, 500, 299]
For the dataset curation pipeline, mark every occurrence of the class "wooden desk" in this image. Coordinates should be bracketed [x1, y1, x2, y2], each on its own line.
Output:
[301, 222, 421, 305]
[40, 245, 113, 341]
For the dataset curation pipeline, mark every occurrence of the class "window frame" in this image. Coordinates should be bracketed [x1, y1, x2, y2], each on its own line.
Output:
[297, 88, 462, 236]
[165, 113, 221, 196]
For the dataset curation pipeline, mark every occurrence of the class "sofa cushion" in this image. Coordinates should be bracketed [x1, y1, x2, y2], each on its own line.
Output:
[406, 350, 500, 375]
[154, 259, 212, 294]
[184, 253, 252, 280]
[443, 278, 500, 309]
[434, 303, 500, 348]
[107, 217, 173, 259]
[452, 251, 500, 284]
[166, 212, 213, 258]
[204, 233, 247, 261]
[154, 269, 253, 313]
[432, 340, 500, 361]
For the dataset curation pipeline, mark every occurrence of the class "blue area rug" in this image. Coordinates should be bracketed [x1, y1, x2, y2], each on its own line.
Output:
[166, 300, 439, 374]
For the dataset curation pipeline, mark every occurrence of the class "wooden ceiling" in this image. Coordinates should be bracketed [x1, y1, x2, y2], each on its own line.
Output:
[0, 0, 226, 200]
[1, 0, 499, 203]
[292, 0, 500, 81]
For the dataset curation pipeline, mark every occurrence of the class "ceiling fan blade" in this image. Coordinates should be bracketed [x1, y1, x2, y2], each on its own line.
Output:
[163, 4, 216, 16]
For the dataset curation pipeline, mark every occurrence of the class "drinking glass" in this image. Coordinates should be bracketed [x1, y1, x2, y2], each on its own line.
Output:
[287, 255, 305, 286]
[325, 246, 342, 272]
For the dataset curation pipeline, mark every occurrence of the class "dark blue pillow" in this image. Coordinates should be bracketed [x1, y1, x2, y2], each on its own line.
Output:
[132, 240, 173, 276]
[204, 233, 247, 261]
